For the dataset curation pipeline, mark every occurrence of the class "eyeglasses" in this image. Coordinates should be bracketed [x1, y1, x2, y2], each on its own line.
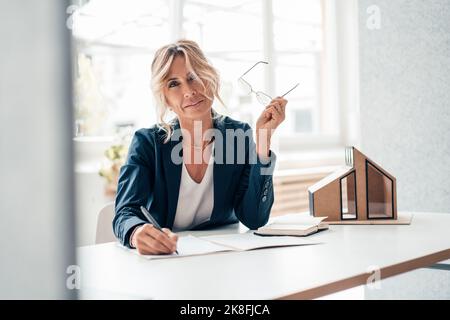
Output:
[238, 61, 299, 105]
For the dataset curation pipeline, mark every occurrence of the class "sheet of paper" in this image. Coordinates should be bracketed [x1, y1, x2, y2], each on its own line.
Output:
[136, 235, 232, 260]
[261, 223, 318, 231]
[272, 213, 327, 225]
[200, 232, 318, 251]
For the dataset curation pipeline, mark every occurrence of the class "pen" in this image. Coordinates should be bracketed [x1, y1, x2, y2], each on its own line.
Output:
[140, 206, 179, 255]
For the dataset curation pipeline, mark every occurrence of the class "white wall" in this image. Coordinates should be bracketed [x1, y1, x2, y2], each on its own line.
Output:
[0, 0, 76, 298]
[358, 0, 450, 213]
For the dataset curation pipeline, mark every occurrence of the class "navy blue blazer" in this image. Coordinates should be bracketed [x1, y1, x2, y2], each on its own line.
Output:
[113, 114, 276, 247]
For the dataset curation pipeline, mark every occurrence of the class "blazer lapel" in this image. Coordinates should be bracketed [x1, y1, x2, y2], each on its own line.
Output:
[162, 121, 183, 228]
[210, 116, 234, 224]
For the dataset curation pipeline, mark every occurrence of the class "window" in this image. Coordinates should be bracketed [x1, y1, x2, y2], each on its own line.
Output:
[273, 0, 324, 137]
[71, 0, 348, 152]
[366, 160, 394, 219]
[72, 0, 170, 136]
[340, 170, 357, 220]
[182, 0, 340, 151]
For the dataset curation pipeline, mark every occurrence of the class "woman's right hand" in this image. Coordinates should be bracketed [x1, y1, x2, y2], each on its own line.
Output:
[131, 224, 178, 255]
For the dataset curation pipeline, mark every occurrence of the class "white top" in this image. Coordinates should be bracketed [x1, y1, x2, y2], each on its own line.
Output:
[172, 142, 214, 231]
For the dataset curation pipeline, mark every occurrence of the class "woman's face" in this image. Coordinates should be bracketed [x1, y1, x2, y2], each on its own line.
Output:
[163, 55, 213, 122]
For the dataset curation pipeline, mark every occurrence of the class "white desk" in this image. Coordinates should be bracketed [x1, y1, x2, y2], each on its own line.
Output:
[77, 212, 450, 299]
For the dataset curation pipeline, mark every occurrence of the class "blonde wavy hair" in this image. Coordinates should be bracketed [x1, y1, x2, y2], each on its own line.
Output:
[150, 39, 225, 143]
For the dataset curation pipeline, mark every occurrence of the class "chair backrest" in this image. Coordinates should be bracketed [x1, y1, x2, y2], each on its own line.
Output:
[95, 202, 116, 244]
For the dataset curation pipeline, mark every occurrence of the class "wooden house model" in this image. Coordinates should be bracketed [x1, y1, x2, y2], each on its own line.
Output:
[308, 147, 397, 222]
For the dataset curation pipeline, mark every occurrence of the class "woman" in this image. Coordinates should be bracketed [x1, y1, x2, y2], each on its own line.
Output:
[113, 40, 287, 255]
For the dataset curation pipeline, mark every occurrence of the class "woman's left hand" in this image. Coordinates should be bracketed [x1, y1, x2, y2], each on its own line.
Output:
[256, 97, 287, 133]
[255, 97, 287, 158]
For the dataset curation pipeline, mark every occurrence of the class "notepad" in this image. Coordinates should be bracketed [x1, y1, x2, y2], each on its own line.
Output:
[130, 232, 318, 260]
[254, 213, 329, 237]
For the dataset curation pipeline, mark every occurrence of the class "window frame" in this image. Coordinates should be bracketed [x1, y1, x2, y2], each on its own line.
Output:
[73, 0, 360, 154]
[177, 0, 360, 153]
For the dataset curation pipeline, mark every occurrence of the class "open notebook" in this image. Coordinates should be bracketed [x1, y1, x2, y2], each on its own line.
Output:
[126, 232, 319, 260]
[254, 213, 329, 237]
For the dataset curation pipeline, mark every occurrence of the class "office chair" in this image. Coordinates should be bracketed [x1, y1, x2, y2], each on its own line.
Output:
[95, 202, 116, 244]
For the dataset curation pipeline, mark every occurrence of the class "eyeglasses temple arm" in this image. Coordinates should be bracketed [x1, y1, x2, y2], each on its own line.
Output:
[239, 78, 252, 87]
[281, 83, 300, 98]
[240, 61, 269, 78]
